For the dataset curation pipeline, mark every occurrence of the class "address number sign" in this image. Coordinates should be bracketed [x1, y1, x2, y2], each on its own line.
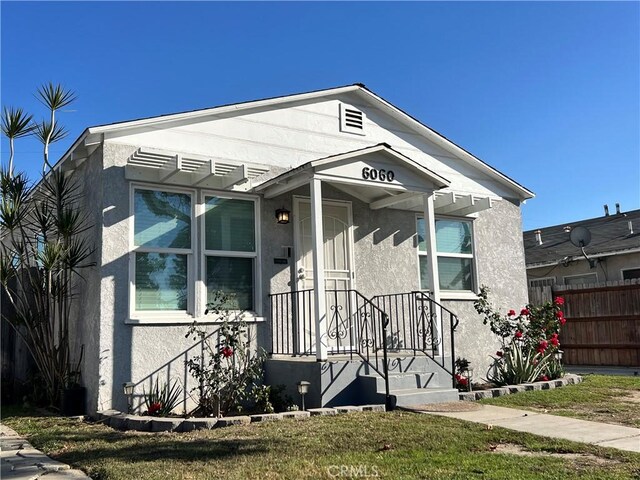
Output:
[362, 167, 395, 183]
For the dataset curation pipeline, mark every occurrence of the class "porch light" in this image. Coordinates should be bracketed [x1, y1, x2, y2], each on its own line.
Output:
[275, 207, 290, 224]
[123, 382, 135, 413]
[297, 380, 310, 410]
[465, 367, 474, 392]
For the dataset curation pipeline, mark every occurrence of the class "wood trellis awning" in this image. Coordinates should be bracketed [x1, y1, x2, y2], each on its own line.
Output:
[124, 147, 271, 190]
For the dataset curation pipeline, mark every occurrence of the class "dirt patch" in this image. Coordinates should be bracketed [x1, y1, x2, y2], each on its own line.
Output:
[491, 443, 620, 466]
[404, 402, 482, 413]
[619, 390, 640, 404]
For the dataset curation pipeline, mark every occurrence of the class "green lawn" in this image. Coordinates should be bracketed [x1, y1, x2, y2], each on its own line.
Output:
[481, 375, 640, 428]
[3, 406, 639, 480]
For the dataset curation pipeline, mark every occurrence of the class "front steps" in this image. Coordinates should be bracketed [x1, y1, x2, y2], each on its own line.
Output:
[359, 355, 460, 407]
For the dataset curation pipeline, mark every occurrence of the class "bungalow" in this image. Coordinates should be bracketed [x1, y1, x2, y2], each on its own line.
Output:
[47, 84, 534, 412]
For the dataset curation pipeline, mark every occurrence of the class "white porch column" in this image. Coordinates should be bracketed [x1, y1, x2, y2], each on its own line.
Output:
[310, 178, 328, 361]
[423, 192, 441, 305]
[423, 192, 442, 355]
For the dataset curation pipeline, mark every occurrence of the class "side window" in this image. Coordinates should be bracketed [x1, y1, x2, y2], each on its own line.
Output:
[417, 217, 474, 291]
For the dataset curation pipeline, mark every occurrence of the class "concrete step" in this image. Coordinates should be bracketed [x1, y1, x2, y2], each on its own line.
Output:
[363, 354, 453, 375]
[387, 387, 460, 407]
[360, 371, 450, 391]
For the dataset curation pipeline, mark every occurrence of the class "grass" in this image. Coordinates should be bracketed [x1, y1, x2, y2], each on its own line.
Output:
[3, 405, 640, 480]
[480, 375, 640, 428]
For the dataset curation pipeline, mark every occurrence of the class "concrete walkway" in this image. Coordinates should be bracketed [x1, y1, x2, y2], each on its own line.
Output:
[0, 424, 91, 479]
[421, 404, 640, 453]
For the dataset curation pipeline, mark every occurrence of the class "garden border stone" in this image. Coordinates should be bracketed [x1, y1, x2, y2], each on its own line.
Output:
[459, 374, 583, 402]
[92, 402, 390, 433]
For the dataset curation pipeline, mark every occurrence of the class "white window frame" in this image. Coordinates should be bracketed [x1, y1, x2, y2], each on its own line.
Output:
[199, 190, 262, 320]
[621, 267, 640, 281]
[529, 276, 556, 288]
[129, 183, 196, 323]
[416, 215, 477, 299]
[563, 272, 598, 286]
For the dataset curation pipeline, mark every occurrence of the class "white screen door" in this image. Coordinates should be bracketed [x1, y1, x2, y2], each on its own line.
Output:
[294, 198, 355, 353]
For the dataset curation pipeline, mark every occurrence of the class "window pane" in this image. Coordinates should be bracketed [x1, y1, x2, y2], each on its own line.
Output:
[419, 256, 430, 290]
[438, 257, 473, 290]
[205, 197, 255, 252]
[623, 268, 640, 280]
[417, 218, 426, 252]
[436, 220, 472, 254]
[134, 190, 191, 249]
[135, 253, 187, 310]
[206, 256, 254, 310]
[564, 274, 597, 286]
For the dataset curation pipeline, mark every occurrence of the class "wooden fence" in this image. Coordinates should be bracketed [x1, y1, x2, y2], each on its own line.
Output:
[528, 280, 640, 367]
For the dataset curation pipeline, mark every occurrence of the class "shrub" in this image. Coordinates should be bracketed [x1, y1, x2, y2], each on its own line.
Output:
[474, 286, 566, 385]
[185, 291, 265, 417]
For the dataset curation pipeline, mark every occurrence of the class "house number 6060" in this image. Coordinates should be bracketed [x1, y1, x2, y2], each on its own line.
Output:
[362, 167, 395, 182]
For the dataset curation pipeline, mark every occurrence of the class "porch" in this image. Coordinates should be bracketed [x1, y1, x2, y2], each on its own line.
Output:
[265, 289, 461, 409]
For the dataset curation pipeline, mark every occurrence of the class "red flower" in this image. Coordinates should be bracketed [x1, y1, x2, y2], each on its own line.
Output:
[560, 317, 567, 325]
[554, 297, 565, 306]
[520, 308, 530, 316]
[514, 331, 523, 339]
[458, 376, 468, 387]
[508, 309, 516, 317]
[496, 351, 503, 357]
[555, 310, 564, 319]
[148, 402, 162, 415]
[538, 375, 549, 382]
[221, 346, 234, 358]
[550, 337, 560, 346]
[537, 340, 548, 354]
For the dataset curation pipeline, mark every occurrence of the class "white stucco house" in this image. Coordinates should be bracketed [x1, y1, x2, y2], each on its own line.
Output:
[51, 84, 534, 412]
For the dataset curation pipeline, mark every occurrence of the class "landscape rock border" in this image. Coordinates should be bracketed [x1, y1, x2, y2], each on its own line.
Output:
[458, 374, 583, 401]
[94, 404, 387, 433]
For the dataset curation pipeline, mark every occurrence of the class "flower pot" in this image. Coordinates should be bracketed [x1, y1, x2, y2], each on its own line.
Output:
[61, 386, 86, 416]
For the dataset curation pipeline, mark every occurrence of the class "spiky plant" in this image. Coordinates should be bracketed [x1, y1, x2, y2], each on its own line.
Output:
[0, 84, 93, 407]
[35, 82, 76, 173]
[1, 107, 34, 177]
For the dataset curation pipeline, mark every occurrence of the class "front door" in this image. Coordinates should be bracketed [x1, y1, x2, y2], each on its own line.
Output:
[294, 198, 355, 353]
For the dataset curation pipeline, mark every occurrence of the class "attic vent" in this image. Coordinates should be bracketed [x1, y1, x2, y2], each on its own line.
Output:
[339, 103, 366, 136]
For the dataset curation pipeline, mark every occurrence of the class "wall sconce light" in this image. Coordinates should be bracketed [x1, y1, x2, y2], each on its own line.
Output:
[297, 380, 310, 410]
[275, 207, 290, 224]
[123, 382, 135, 413]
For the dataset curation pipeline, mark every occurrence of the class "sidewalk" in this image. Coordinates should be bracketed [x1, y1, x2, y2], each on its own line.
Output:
[420, 404, 640, 453]
[0, 424, 91, 479]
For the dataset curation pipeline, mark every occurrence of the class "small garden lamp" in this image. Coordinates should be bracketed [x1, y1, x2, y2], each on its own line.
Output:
[554, 350, 564, 363]
[123, 382, 135, 413]
[465, 367, 474, 392]
[297, 380, 310, 411]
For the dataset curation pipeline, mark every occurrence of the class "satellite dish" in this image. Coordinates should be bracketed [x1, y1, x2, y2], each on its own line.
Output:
[570, 226, 592, 248]
[569, 226, 596, 269]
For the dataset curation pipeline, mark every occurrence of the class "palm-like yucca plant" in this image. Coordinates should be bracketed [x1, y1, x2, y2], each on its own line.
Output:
[1, 107, 34, 177]
[0, 84, 94, 407]
[35, 82, 76, 173]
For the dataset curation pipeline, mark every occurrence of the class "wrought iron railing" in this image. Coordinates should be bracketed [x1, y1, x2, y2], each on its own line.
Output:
[371, 291, 459, 386]
[269, 288, 392, 409]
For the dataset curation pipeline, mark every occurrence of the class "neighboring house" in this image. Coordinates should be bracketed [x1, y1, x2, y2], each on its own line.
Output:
[524, 206, 640, 288]
[31, 84, 534, 413]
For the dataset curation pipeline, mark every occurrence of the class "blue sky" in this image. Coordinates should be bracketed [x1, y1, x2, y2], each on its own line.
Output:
[2, 2, 638, 230]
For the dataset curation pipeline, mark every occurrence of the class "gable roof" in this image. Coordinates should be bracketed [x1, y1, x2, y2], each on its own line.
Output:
[54, 83, 534, 200]
[524, 208, 640, 267]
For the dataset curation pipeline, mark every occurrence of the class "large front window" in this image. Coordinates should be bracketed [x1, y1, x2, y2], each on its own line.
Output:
[133, 189, 192, 311]
[131, 187, 258, 318]
[204, 196, 256, 310]
[417, 217, 474, 291]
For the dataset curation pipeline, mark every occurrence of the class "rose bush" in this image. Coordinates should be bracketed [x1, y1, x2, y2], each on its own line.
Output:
[474, 286, 566, 386]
